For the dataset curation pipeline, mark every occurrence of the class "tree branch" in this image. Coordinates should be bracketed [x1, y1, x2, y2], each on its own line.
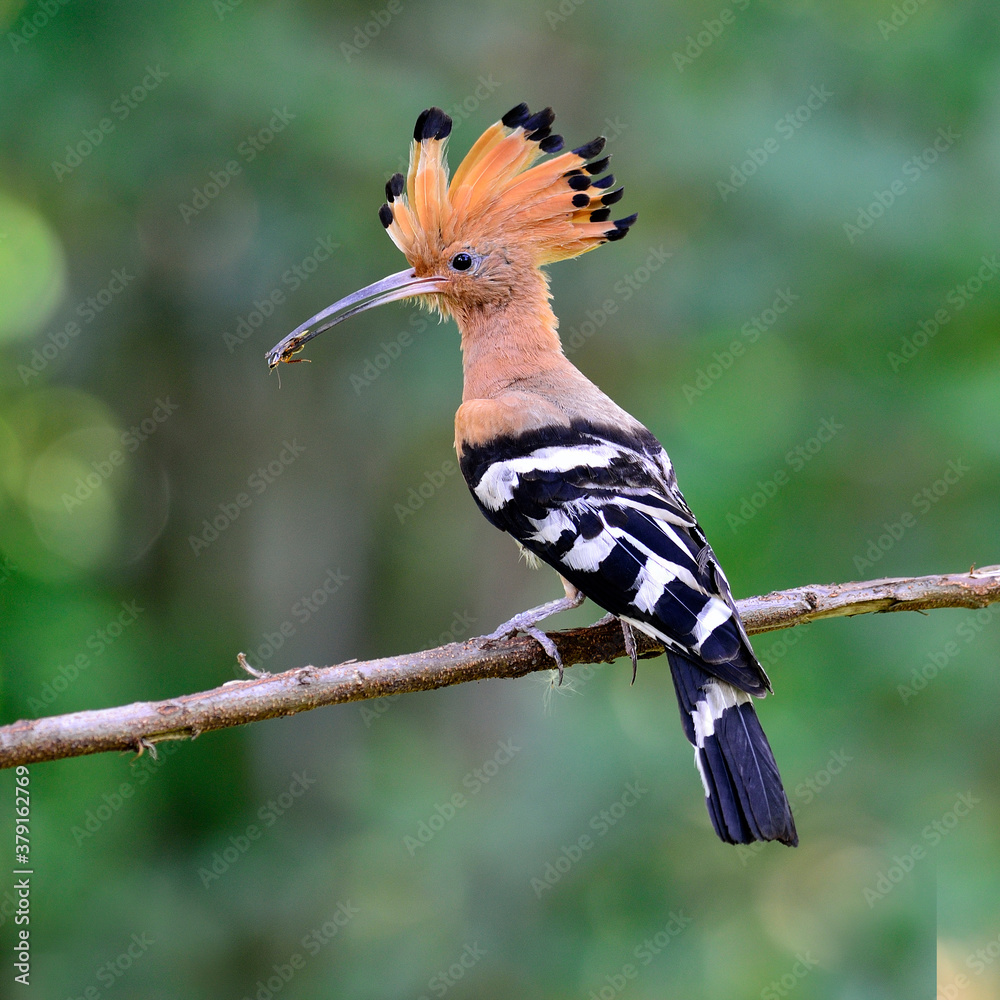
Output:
[2, 566, 998, 769]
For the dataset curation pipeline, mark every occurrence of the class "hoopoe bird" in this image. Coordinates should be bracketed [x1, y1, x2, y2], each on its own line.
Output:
[267, 104, 797, 846]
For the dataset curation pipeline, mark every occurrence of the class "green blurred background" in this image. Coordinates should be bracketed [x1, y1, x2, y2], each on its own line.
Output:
[1, 0, 998, 996]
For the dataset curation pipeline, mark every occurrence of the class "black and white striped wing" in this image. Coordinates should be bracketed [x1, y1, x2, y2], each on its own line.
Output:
[460, 422, 797, 845]
[461, 423, 765, 688]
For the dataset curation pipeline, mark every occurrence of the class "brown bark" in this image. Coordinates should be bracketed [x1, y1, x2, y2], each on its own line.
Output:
[1, 565, 997, 769]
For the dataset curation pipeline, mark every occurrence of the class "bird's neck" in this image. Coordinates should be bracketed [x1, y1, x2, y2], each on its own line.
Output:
[450, 270, 646, 450]
[455, 272, 573, 402]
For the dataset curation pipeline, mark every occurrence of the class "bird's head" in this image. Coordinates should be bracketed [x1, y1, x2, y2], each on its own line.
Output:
[266, 103, 635, 368]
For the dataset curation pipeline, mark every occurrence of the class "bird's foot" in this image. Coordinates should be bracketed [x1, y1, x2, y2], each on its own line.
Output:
[479, 588, 585, 684]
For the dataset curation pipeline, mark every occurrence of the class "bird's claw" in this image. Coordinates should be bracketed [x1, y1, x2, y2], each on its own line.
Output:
[523, 626, 565, 684]
[477, 622, 564, 683]
[621, 619, 638, 685]
[237, 652, 270, 678]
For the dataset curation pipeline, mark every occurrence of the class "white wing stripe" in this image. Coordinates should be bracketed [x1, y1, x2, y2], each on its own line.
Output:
[526, 508, 576, 545]
[607, 526, 703, 594]
[691, 597, 733, 646]
[474, 443, 628, 511]
[691, 680, 751, 746]
[561, 529, 617, 572]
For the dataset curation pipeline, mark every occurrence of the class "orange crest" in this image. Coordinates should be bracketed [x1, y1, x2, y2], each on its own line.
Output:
[379, 104, 635, 266]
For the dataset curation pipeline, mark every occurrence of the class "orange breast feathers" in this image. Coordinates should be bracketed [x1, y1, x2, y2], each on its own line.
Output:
[455, 394, 571, 454]
[454, 365, 647, 455]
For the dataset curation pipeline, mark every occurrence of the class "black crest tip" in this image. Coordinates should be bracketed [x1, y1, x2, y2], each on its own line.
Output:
[605, 226, 629, 241]
[585, 155, 610, 175]
[539, 134, 564, 153]
[501, 103, 530, 128]
[614, 212, 638, 229]
[387, 172, 405, 199]
[571, 193, 590, 208]
[589, 207, 611, 222]
[378, 203, 393, 228]
[600, 187, 625, 206]
[568, 173, 591, 190]
[592, 174, 616, 190]
[572, 136, 606, 160]
[414, 107, 452, 142]
[523, 107, 555, 133]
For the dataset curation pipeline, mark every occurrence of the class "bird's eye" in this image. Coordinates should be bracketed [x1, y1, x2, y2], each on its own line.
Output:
[450, 252, 474, 272]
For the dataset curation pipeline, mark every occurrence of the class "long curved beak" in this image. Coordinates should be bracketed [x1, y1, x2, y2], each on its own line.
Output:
[265, 268, 447, 369]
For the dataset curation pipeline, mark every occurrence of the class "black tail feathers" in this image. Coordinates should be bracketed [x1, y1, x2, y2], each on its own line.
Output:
[668, 651, 797, 846]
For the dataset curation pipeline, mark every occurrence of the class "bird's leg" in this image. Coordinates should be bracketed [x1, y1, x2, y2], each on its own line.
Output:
[482, 578, 585, 682]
